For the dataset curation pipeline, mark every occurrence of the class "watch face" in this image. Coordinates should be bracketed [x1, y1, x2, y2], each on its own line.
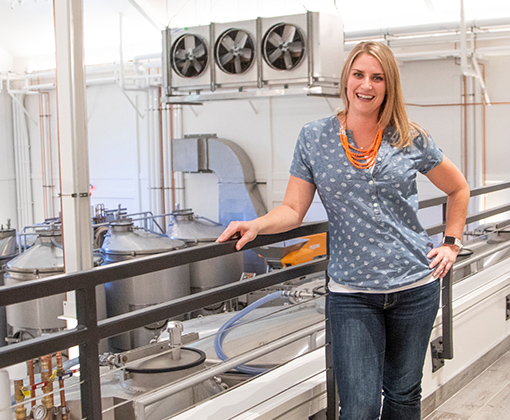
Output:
[444, 236, 456, 245]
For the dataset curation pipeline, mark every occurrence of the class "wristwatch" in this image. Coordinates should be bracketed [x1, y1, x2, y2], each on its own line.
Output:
[443, 236, 463, 250]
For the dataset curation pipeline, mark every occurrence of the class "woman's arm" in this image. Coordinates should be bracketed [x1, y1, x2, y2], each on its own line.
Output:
[216, 175, 317, 250]
[425, 156, 470, 277]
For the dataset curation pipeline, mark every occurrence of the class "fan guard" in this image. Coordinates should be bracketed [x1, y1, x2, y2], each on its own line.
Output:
[170, 34, 209, 78]
[262, 23, 306, 71]
[215, 28, 256, 75]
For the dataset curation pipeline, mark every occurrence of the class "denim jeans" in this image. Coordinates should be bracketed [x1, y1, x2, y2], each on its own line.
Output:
[327, 280, 440, 420]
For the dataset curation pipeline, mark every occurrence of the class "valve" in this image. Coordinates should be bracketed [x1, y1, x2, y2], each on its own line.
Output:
[167, 321, 184, 360]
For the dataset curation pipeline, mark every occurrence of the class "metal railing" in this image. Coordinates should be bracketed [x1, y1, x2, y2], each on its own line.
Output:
[420, 181, 510, 362]
[0, 222, 329, 420]
[1, 181, 510, 419]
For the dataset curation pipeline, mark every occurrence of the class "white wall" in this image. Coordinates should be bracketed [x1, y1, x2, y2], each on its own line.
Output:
[0, 90, 17, 229]
[1, 53, 510, 231]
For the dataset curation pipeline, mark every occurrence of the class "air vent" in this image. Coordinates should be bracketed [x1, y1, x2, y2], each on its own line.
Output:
[170, 34, 209, 78]
[215, 28, 255, 75]
[262, 23, 305, 71]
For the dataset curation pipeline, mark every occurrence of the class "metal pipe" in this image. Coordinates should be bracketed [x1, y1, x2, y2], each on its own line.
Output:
[471, 56, 491, 105]
[40, 355, 54, 411]
[27, 360, 36, 408]
[460, 0, 476, 78]
[56, 352, 67, 420]
[454, 240, 510, 270]
[13, 379, 26, 420]
[134, 321, 324, 415]
[127, 0, 164, 31]
[345, 17, 510, 40]
[158, 87, 166, 219]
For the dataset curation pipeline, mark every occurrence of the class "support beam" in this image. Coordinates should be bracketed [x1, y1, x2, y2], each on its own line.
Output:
[53, 1, 100, 417]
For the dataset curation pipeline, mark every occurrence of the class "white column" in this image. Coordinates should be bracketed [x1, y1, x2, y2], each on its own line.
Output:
[53, 0, 93, 329]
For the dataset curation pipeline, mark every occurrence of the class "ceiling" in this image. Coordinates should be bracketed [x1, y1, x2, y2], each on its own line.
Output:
[1, 0, 510, 72]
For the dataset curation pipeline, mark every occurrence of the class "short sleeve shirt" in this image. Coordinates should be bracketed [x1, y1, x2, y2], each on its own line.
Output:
[289, 115, 444, 291]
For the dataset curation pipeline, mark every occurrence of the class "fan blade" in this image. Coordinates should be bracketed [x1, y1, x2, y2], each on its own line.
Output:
[288, 41, 303, 54]
[192, 59, 203, 74]
[282, 24, 296, 44]
[269, 48, 283, 63]
[267, 31, 283, 47]
[283, 50, 293, 69]
[234, 56, 242, 74]
[234, 31, 248, 48]
[193, 43, 206, 58]
[220, 51, 234, 66]
[239, 48, 253, 60]
[184, 35, 196, 51]
[181, 60, 191, 76]
[174, 49, 187, 60]
[221, 34, 235, 50]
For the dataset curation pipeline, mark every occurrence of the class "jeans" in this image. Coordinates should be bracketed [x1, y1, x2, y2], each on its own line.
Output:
[327, 280, 440, 420]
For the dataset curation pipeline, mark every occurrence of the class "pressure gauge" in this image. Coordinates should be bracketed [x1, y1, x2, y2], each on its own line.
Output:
[32, 404, 47, 420]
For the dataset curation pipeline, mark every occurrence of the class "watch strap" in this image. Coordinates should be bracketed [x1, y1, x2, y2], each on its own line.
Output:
[443, 236, 463, 249]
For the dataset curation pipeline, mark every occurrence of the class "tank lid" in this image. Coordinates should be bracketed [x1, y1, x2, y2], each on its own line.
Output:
[101, 220, 185, 255]
[6, 241, 64, 273]
[167, 209, 225, 243]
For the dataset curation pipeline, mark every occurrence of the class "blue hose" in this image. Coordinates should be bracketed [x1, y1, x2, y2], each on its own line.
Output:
[214, 291, 284, 375]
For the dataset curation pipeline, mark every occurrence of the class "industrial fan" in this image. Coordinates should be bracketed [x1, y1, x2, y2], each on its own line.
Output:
[170, 33, 209, 78]
[214, 28, 255, 75]
[262, 23, 305, 71]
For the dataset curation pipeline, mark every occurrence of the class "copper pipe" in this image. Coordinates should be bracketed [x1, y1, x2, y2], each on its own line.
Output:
[28, 359, 36, 408]
[406, 101, 510, 107]
[463, 75, 468, 177]
[481, 63, 487, 188]
[169, 104, 176, 211]
[45, 92, 56, 218]
[158, 87, 166, 219]
[13, 379, 26, 420]
[38, 92, 57, 220]
[56, 352, 67, 420]
[39, 93, 49, 220]
[40, 355, 54, 411]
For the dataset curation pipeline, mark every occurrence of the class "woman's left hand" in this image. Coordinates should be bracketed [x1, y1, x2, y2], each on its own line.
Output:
[427, 245, 460, 278]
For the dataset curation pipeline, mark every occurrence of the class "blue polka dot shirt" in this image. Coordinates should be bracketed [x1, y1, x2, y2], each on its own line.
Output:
[290, 115, 444, 291]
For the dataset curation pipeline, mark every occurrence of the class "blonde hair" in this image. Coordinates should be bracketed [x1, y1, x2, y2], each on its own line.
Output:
[338, 41, 426, 148]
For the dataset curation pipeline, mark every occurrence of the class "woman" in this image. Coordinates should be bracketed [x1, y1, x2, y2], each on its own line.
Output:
[217, 41, 469, 419]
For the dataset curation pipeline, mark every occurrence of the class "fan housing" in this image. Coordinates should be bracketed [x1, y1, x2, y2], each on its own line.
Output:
[262, 23, 306, 71]
[215, 28, 256, 75]
[170, 33, 209, 78]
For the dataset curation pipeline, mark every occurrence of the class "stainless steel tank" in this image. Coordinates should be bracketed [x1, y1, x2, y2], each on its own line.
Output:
[101, 219, 191, 351]
[4, 224, 103, 341]
[167, 209, 244, 294]
[0, 221, 17, 347]
[0, 222, 17, 265]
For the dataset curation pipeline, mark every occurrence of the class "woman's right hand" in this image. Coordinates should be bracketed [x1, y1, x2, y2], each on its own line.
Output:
[216, 220, 261, 251]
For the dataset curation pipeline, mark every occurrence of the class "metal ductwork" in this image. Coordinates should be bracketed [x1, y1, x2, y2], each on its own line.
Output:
[172, 135, 266, 226]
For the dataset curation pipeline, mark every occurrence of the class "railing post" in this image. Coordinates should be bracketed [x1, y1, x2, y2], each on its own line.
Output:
[325, 231, 339, 419]
[441, 271, 454, 359]
[75, 285, 102, 420]
[325, 293, 339, 419]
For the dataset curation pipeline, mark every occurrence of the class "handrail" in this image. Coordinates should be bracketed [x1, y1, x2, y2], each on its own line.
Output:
[0, 222, 328, 420]
[2, 181, 510, 419]
[419, 180, 510, 209]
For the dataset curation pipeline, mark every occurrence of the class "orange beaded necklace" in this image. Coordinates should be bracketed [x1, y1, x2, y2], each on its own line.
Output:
[340, 126, 383, 169]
